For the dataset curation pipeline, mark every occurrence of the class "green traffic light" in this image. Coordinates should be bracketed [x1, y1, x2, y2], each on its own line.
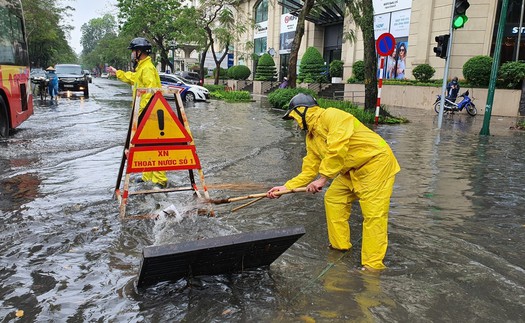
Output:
[453, 14, 468, 28]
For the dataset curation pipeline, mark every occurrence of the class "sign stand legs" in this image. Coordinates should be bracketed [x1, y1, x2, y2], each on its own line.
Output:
[114, 88, 211, 219]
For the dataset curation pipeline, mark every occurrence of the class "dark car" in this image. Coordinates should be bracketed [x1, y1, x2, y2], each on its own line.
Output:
[55, 64, 89, 97]
[175, 71, 202, 85]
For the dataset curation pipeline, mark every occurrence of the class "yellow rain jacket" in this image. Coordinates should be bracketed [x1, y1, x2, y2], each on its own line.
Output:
[115, 56, 161, 113]
[285, 106, 400, 269]
[116, 56, 166, 185]
[284, 106, 400, 192]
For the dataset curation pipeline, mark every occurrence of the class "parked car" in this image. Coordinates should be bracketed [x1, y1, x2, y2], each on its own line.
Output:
[175, 71, 202, 85]
[55, 64, 89, 97]
[159, 73, 209, 102]
[100, 72, 109, 78]
[83, 70, 93, 83]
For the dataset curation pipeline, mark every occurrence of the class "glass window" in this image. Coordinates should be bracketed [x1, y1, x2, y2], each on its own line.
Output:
[254, 37, 267, 55]
[255, 0, 268, 23]
[0, 5, 28, 66]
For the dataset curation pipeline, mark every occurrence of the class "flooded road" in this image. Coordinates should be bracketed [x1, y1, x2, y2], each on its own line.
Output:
[1, 79, 524, 322]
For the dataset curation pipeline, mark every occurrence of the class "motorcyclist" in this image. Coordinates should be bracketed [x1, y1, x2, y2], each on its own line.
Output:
[446, 76, 460, 102]
[107, 37, 167, 189]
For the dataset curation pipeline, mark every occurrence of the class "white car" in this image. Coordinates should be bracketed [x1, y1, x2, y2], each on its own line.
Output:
[159, 73, 209, 102]
[100, 72, 109, 78]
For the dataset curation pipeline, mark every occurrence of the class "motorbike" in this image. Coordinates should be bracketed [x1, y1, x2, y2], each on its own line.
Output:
[433, 90, 477, 116]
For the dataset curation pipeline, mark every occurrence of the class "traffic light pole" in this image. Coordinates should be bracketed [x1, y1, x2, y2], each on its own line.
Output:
[437, 1, 457, 129]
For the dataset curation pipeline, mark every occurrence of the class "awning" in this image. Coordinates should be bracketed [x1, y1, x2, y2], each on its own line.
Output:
[278, 0, 345, 26]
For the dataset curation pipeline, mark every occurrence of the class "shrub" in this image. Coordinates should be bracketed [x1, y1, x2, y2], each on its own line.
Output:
[255, 53, 277, 81]
[267, 87, 318, 109]
[210, 90, 251, 102]
[227, 65, 251, 80]
[412, 64, 435, 82]
[329, 60, 344, 78]
[463, 55, 493, 87]
[498, 61, 525, 89]
[351, 60, 365, 82]
[298, 47, 328, 83]
[213, 67, 228, 79]
[204, 84, 228, 92]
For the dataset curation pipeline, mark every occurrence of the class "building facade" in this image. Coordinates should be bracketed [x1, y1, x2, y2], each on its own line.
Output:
[233, 0, 523, 83]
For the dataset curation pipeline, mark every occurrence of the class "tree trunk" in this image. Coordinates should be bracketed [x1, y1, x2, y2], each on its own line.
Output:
[361, 0, 377, 112]
[287, 0, 315, 88]
[199, 43, 211, 83]
[347, 0, 378, 112]
[212, 42, 230, 85]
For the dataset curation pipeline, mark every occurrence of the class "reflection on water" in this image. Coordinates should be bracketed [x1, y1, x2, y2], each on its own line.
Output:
[0, 82, 524, 321]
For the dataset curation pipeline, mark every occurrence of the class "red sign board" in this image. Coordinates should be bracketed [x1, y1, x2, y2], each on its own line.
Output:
[127, 145, 201, 173]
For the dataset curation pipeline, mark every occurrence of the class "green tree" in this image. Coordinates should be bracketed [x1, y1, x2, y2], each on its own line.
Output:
[197, 0, 246, 84]
[79, 15, 129, 73]
[80, 14, 117, 56]
[22, 0, 76, 67]
[287, 0, 316, 88]
[346, 0, 377, 112]
[117, 0, 186, 71]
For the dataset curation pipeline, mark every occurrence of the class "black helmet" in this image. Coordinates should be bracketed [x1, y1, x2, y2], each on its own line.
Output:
[128, 37, 152, 53]
[283, 93, 318, 120]
[282, 93, 318, 131]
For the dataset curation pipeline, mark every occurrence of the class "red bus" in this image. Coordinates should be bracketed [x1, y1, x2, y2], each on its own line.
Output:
[0, 0, 33, 138]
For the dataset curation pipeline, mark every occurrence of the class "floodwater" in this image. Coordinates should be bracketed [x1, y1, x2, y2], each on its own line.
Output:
[1, 79, 524, 322]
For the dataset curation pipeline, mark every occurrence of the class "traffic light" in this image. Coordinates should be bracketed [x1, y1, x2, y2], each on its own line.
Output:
[434, 34, 450, 59]
[453, 0, 470, 29]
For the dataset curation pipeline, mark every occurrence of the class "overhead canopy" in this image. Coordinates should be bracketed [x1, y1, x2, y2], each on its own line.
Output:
[278, 0, 345, 26]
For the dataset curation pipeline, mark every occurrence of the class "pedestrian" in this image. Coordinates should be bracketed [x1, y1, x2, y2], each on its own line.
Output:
[267, 93, 400, 271]
[279, 77, 289, 89]
[107, 37, 168, 190]
[446, 76, 460, 102]
[45, 66, 58, 100]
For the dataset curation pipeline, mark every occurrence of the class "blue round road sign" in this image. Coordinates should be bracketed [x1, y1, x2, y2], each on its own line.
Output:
[376, 33, 396, 56]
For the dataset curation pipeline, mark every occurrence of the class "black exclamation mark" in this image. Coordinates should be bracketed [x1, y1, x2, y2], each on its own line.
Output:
[157, 109, 165, 136]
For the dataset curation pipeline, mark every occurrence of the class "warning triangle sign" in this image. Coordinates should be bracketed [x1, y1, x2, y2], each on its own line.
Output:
[131, 92, 192, 145]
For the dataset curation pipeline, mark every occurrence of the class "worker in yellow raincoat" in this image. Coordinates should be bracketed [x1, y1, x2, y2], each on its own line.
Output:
[107, 37, 167, 189]
[267, 93, 400, 271]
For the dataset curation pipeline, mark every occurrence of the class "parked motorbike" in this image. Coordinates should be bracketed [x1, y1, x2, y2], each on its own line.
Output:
[433, 90, 477, 116]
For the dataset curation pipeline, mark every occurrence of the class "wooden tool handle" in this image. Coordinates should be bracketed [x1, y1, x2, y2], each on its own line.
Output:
[210, 187, 307, 204]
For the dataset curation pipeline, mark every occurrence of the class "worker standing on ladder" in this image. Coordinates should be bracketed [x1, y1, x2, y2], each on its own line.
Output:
[108, 37, 168, 190]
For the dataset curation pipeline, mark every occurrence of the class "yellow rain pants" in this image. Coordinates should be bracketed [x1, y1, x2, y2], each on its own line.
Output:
[325, 172, 395, 269]
[284, 106, 400, 270]
[116, 56, 167, 186]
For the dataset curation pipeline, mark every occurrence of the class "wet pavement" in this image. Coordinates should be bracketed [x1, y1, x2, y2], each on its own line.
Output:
[0, 78, 524, 322]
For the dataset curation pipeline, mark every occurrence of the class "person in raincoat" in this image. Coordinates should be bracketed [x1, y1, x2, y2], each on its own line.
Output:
[107, 37, 167, 189]
[45, 66, 58, 100]
[267, 93, 400, 271]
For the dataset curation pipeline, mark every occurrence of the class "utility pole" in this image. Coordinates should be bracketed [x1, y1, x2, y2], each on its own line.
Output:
[437, 2, 457, 129]
[480, 0, 509, 136]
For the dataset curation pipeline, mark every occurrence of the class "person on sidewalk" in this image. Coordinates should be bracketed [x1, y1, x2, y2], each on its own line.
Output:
[279, 77, 289, 89]
[267, 93, 400, 271]
[107, 37, 167, 189]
